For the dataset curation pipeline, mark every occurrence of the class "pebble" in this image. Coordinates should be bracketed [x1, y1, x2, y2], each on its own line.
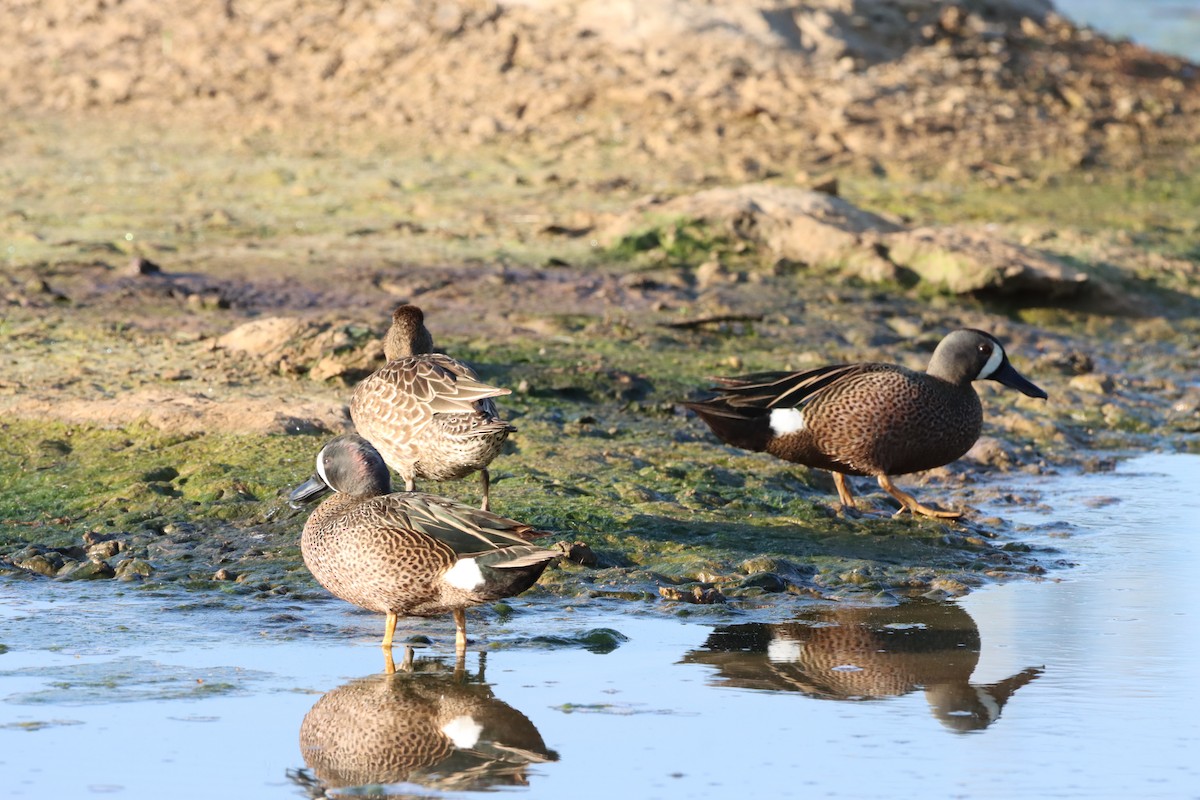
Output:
[1069, 372, 1116, 394]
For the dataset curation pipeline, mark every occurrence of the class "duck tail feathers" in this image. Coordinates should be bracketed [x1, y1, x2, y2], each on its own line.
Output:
[682, 399, 772, 452]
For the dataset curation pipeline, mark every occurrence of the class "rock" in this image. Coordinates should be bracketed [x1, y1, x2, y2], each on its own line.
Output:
[115, 558, 154, 580]
[883, 227, 1090, 298]
[1069, 372, 1116, 394]
[927, 577, 970, 596]
[14, 553, 58, 577]
[604, 184, 903, 267]
[739, 556, 815, 585]
[215, 317, 308, 357]
[308, 356, 350, 382]
[605, 184, 1094, 299]
[1033, 350, 1095, 375]
[694, 259, 732, 290]
[86, 540, 122, 560]
[212, 568, 238, 581]
[126, 257, 162, 276]
[808, 175, 839, 196]
[965, 436, 1016, 468]
[659, 584, 726, 604]
[554, 541, 599, 567]
[738, 572, 787, 592]
[63, 559, 116, 580]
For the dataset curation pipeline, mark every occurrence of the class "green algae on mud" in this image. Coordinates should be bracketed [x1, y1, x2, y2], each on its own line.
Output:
[1, 118, 1196, 608]
[0, 396, 1059, 606]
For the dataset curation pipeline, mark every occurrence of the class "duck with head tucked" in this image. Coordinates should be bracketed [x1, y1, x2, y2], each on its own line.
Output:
[684, 328, 1047, 519]
[289, 434, 558, 661]
[351, 304, 516, 511]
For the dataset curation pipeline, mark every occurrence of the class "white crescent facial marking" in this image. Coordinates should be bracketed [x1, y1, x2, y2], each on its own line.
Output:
[769, 407, 806, 435]
[444, 557, 485, 591]
[975, 344, 1004, 381]
[441, 715, 483, 749]
[316, 448, 331, 489]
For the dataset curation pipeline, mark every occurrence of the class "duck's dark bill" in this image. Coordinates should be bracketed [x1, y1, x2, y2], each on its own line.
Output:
[289, 475, 331, 507]
[991, 360, 1048, 399]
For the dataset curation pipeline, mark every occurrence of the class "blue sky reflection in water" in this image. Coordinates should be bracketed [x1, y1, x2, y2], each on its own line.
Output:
[1055, 0, 1200, 61]
[1, 453, 1198, 799]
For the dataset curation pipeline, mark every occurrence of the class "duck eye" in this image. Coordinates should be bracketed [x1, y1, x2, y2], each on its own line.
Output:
[978, 343, 992, 354]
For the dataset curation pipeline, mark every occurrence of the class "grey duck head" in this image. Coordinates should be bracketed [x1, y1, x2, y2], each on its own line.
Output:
[383, 304, 435, 361]
[289, 434, 392, 506]
[927, 329, 1047, 399]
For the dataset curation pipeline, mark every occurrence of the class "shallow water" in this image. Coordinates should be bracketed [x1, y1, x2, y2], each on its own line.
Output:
[1056, 0, 1200, 60]
[2, 452, 1199, 799]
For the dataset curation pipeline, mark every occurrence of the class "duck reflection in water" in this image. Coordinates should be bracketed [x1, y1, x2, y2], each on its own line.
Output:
[289, 653, 558, 797]
[681, 599, 1041, 732]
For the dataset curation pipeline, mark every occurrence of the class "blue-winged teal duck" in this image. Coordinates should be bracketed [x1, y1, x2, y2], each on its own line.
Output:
[297, 670, 557, 792]
[684, 328, 1047, 519]
[289, 434, 557, 656]
[351, 305, 516, 512]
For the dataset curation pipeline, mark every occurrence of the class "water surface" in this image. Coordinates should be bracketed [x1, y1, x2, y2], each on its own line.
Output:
[1, 453, 1198, 798]
[1055, 0, 1200, 60]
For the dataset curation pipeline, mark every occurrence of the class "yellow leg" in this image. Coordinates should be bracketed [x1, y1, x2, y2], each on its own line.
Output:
[832, 472, 857, 509]
[404, 476, 416, 493]
[480, 469, 491, 512]
[453, 608, 467, 654]
[382, 611, 398, 649]
[876, 474, 962, 519]
[382, 645, 414, 675]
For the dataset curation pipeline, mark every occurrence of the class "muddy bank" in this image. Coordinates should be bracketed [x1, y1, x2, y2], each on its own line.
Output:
[2, 1, 1199, 607]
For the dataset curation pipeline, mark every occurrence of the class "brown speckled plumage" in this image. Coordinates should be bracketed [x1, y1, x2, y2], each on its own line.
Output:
[684, 329, 1047, 518]
[351, 305, 515, 510]
[298, 670, 557, 792]
[682, 602, 1042, 731]
[289, 435, 557, 652]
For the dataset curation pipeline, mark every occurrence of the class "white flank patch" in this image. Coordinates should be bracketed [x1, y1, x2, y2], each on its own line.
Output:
[444, 557, 485, 590]
[441, 715, 483, 749]
[767, 637, 804, 663]
[769, 407, 806, 435]
[974, 685, 1002, 723]
[975, 344, 1004, 381]
[315, 448, 331, 489]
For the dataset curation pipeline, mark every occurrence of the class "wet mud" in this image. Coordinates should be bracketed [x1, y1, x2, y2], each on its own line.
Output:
[2, 4, 1200, 618]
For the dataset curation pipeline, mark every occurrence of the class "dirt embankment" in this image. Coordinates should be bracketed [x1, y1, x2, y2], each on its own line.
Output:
[5, 0, 1197, 176]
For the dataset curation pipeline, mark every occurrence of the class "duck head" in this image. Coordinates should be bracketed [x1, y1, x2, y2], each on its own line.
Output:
[929, 329, 1047, 399]
[289, 434, 393, 507]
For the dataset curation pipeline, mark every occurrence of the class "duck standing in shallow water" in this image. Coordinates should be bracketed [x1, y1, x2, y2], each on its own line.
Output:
[289, 434, 557, 661]
[684, 328, 1047, 519]
[351, 305, 516, 511]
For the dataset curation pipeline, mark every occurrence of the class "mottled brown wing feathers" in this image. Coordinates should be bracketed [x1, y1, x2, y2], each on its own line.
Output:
[367, 357, 510, 414]
[483, 545, 560, 570]
[389, 493, 547, 557]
